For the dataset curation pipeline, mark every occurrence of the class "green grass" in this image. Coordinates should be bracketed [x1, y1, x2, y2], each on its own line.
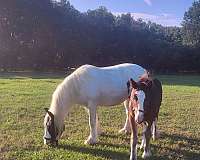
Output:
[0, 72, 200, 160]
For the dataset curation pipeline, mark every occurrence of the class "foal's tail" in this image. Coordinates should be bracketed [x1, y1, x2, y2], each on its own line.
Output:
[127, 80, 130, 98]
[153, 78, 162, 104]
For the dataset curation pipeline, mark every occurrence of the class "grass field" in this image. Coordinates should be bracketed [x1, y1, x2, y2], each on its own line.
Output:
[0, 72, 200, 160]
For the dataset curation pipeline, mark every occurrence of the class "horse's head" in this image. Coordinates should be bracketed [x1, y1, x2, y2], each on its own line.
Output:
[43, 108, 65, 146]
[128, 78, 152, 124]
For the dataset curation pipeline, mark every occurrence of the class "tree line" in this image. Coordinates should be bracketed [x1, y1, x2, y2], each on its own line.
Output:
[0, 0, 200, 72]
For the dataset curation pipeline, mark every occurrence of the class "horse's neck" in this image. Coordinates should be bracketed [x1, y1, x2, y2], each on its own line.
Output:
[50, 78, 75, 121]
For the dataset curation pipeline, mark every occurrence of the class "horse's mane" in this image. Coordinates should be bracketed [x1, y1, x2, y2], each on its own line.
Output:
[48, 74, 77, 134]
[49, 73, 77, 119]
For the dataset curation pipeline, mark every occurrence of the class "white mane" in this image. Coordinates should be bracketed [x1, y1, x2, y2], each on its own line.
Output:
[50, 75, 73, 114]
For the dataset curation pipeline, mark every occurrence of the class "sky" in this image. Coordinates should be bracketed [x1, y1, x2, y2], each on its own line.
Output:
[67, 0, 195, 26]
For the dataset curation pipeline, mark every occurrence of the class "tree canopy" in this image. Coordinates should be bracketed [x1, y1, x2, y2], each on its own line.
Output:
[182, 0, 200, 47]
[0, 0, 200, 72]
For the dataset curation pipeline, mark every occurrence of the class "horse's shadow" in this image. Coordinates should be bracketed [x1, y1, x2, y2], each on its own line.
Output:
[58, 132, 200, 160]
[57, 133, 129, 160]
[58, 142, 129, 160]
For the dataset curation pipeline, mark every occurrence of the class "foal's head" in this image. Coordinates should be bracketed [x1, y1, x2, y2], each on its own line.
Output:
[43, 108, 65, 146]
[128, 78, 152, 124]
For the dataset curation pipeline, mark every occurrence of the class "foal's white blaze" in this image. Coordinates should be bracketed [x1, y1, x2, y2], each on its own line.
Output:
[135, 90, 145, 124]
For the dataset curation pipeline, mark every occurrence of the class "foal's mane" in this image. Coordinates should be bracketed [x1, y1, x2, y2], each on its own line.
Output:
[138, 70, 151, 82]
[137, 71, 154, 91]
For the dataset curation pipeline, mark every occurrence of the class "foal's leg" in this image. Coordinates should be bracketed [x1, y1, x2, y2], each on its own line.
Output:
[152, 118, 160, 140]
[142, 123, 152, 159]
[129, 115, 138, 160]
[139, 124, 147, 150]
[119, 100, 130, 133]
[152, 119, 156, 141]
[84, 102, 97, 145]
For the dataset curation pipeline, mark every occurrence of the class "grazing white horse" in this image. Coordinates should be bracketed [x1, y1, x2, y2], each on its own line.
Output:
[43, 63, 148, 145]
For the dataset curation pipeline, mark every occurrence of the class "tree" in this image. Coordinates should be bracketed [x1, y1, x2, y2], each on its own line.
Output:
[182, 0, 200, 47]
[0, 0, 200, 72]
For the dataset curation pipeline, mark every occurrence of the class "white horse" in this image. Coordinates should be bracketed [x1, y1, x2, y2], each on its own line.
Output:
[43, 63, 148, 145]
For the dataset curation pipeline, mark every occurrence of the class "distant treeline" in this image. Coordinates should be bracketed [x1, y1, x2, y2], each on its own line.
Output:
[0, 0, 200, 72]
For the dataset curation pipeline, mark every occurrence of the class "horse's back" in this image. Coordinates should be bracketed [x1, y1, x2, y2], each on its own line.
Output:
[71, 63, 146, 106]
[73, 63, 146, 82]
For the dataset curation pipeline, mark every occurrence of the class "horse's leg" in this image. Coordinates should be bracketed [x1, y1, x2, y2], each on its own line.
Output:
[129, 115, 138, 160]
[139, 124, 147, 150]
[84, 102, 97, 145]
[142, 122, 152, 159]
[119, 100, 130, 134]
[96, 113, 102, 135]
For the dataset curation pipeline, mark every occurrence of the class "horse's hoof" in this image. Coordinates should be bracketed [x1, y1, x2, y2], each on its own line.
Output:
[142, 150, 151, 159]
[118, 128, 130, 134]
[97, 129, 103, 136]
[84, 137, 97, 145]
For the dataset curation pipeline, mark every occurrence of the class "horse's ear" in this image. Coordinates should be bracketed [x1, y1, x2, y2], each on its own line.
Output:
[129, 78, 138, 89]
[44, 108, 49, 112]
[44, 108, 54, 119]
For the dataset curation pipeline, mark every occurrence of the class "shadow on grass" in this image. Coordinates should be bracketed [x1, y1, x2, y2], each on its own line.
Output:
[156, 132, 200, 160]
[57, 131, 200, 160]
[57, 132, 130, 159]
[100, 132, 130, 140]
[161, 132, 200, 147]
[58, 143, 129, 160]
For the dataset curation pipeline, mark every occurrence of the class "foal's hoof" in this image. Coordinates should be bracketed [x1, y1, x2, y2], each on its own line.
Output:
[84, 137, 97, 145]
[138, 143, 144, 150]
[152, 135, 156, 141]
[142, 150, 151, 159]
[118, 128, 130, 134]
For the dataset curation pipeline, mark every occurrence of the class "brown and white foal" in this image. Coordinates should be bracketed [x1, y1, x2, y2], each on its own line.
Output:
[127, 78, 162, 160]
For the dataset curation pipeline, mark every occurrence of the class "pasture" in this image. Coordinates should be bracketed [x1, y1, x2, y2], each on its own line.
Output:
[0, 72, 200, 160]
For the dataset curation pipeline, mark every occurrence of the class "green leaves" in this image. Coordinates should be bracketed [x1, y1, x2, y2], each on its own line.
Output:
[182, 0, 200, 47]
